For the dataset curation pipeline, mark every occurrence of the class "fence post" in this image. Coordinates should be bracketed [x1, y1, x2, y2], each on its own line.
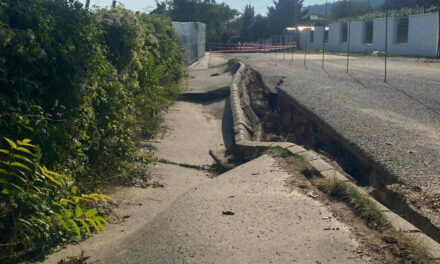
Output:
[304, 30, 308, 65]
[322, 2, 328, 69]
[385, 9, 388, 82]
[347, 22, 351, 74]
[270, 36, 273, 57]
[283, 35, 286, 60]
[292, 34, 295, 61]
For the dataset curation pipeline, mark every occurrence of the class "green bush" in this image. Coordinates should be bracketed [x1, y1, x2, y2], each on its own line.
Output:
[0, 138, 110, 263]
[0, 1, 184, 189]
[0, 2, 184, 260]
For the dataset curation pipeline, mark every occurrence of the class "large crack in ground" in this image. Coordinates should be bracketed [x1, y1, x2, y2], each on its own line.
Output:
[241, 65, 440, 244]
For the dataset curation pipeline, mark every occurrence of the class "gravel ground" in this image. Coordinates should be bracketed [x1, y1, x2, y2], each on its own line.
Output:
[228, 52, 440, 223]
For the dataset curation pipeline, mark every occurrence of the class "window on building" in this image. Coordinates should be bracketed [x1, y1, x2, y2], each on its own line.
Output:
[310, 30, 314, 42]
[342, 23, 348, 42]
[396, 17, 409, 43]
[324, 29, 329, 43]
[365, 20, 373, 44]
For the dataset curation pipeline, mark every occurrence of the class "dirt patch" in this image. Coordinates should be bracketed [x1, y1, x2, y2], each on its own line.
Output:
[273, 153, 434, 264]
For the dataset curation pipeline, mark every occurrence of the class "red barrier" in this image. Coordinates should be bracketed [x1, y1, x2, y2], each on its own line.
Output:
[207, 42, 297, 53]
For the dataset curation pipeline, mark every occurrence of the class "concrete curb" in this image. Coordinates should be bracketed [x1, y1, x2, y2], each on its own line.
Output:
[229, 61, 440, 260]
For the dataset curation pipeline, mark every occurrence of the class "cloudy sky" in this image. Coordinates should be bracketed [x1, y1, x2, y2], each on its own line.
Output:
[80, 0, 330, 14]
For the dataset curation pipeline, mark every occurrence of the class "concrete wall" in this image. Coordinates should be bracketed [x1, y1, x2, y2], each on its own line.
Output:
[298, 12, 439, 57]
[172, 22, 206, 65]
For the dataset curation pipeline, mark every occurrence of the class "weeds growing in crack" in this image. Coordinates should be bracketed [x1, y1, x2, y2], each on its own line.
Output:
[313, 177, 433, 263]
[273, 151, 434, 263]
[314, 178, 390, 230]
[267, 146, 294, 158]
[386, 231, 432, 264]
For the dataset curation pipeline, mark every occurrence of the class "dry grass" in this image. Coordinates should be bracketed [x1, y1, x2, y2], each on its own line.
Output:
[385, 231, 433, 264]
[314, 178, 389, 230]
[313, 177, 434, 263]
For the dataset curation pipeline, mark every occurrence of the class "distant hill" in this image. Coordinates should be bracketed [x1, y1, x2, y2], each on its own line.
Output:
[305, 0, 385, 16]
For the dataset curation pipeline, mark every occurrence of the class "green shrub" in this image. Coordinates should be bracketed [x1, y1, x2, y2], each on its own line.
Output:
[0, 138, 109, 263]
[0, 1, 184, 189]
[0, 1, 184, 260]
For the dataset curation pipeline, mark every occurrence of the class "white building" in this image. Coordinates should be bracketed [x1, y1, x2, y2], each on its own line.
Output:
[298, 12, 439, 57]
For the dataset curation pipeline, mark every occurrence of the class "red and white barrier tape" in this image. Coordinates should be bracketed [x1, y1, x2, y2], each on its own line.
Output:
[207, 43, 297, 53]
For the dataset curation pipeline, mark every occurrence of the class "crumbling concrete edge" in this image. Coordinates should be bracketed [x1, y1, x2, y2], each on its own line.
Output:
[229, 61, 440, 260]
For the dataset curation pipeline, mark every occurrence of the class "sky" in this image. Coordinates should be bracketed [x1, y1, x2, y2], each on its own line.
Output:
[80, 0, 331, 14]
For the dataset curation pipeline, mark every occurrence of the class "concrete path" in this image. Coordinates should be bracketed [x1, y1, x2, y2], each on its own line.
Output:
[98, 155, 364, 264]
[229, 52, 440, 227]
[44, 100, 223, 264]
[183, 53, 231, 100]
[44, 54, 366, 264]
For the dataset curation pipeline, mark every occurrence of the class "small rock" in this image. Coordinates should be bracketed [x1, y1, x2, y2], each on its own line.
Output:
[222, 211, 235, 216]
[307, 191, 318, 199]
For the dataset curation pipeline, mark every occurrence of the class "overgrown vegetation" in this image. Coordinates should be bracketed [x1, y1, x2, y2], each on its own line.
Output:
[315, 178, 389, 229]
[313, 177, 433, 263]
[0, 138, 110, 262]
[0, 1, 184, 189]
[335, 5, 440, 23]
[307, 0, 439, 23]
[0, 0, 184, 261]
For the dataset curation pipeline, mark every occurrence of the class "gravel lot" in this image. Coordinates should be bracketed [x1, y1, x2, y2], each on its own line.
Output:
[229, 52, 440, 220]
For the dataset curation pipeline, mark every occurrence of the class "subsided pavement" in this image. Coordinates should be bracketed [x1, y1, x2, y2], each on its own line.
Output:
[44, 54, 366, 263]
[229, 52, 440, 233]
[98, 154, 364, 264]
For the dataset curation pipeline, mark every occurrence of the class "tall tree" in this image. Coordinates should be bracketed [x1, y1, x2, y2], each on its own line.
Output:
[267, 0, 306, 35]
[151, 0, 168, 14]
[250, 14, 271, 40]
[161, 0, 238, 42]
[383, 0, 414, 9]
[330, 0, 372, 20]
[241, 4, 255, 42]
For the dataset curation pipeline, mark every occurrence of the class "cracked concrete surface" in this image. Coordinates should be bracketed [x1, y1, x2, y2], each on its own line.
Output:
[229, 52, 440, 228]
[44, 54, 366, 264]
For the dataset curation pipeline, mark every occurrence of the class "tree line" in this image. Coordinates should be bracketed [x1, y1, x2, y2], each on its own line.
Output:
[153, 0, 440, 44]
